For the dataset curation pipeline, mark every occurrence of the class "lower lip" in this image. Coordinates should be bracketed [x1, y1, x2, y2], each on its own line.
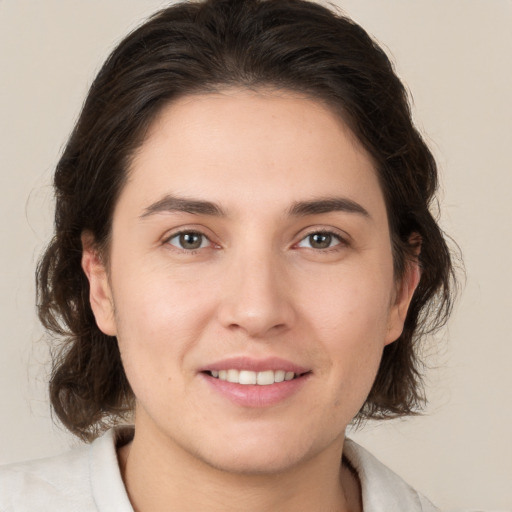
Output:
[201, 373, 310, 408]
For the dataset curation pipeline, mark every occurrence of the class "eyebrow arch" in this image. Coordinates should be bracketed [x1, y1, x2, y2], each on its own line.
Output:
[288, 197, 370, 218]
[140, 194, 226, 218]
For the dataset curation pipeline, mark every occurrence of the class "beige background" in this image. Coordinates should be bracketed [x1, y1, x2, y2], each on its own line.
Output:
[1, 1, 511, 510]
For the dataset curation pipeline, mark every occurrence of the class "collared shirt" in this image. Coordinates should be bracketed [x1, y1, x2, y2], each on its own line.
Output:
[0, 426, 439, 511]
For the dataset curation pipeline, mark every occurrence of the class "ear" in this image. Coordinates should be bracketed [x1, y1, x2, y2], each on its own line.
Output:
[81, 232, 117, 336]
[385, 236, 422, 345]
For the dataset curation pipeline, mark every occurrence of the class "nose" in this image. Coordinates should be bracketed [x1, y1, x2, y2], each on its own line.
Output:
[217, 247, 296, 339]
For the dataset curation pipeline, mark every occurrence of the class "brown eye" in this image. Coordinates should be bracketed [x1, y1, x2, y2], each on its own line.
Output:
[297, 231, 342, 250]
[168, 231, 208, 250]
[309, 233, 332, 249]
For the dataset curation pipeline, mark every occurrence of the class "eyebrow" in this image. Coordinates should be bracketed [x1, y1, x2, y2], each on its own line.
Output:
[140, 195, 225, 218]
[140, 194, 370, 219]
[288, 197, 370, 218]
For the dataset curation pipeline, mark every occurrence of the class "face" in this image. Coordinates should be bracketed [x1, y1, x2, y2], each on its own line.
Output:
[83, 89, 417, 474]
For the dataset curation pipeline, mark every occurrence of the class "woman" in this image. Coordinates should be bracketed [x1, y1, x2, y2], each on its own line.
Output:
[0, 0, 454, 510]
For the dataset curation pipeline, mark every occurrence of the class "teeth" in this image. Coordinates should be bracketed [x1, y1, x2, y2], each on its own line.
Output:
[227, 369, 239, 383]
[274, 370, 285, 383]
[239, 370, 256, 385]
[211, 369, 299, 385]
[256, 370, 274, 385]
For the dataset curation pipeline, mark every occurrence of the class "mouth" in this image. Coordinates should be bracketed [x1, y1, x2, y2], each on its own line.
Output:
[205, 369, 307, 385]
[200, 358, 311, 407]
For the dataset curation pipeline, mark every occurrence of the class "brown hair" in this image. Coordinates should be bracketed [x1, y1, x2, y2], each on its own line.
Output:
[37, 0, 456, 441]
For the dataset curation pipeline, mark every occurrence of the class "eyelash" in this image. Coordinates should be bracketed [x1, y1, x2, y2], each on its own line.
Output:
[164, 229, 348, 254]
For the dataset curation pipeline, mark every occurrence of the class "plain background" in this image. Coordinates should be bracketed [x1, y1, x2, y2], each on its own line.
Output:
[0, 1, 511, 510]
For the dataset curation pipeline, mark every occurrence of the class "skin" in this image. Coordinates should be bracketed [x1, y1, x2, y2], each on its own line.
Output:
[82, 89, 419, 512]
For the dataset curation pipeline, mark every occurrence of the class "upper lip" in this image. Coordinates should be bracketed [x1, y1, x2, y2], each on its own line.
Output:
[200, 356, 310, 374]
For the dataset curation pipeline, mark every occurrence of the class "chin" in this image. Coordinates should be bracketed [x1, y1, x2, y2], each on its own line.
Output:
[199, 443, 310, 476]
[187, 424, 335, 476]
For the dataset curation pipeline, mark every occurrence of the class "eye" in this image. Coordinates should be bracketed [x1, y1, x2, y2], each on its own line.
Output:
[166, 231, 210, 251]
[297, 231, 343, 250]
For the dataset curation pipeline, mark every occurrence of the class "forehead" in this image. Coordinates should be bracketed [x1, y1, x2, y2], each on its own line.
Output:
[123, 88, 385, 218]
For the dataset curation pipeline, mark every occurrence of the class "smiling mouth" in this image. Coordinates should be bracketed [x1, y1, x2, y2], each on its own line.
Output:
[206, 369, 306, 385]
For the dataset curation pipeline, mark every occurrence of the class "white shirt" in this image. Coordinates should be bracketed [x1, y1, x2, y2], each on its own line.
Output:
[0, 426, 439, 511]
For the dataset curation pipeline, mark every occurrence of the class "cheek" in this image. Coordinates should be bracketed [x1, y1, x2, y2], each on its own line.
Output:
[112, 257, 212, 333]
[299, 271, 392, 396]
[109, 271, 210, 394]
[301, 270, 394, 342]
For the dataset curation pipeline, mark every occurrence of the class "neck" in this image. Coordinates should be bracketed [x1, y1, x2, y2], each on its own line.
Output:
[118, 422, 361, 512]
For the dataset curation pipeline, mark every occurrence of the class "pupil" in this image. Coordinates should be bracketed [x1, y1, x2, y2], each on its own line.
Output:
[310, 233, 331, 249]
[180, 233, 202, 249]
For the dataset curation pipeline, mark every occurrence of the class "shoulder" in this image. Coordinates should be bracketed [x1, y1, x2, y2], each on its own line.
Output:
[0, 441, 93, 511]
[344, 438, 440, 512]
[0, 427, 134, 512]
